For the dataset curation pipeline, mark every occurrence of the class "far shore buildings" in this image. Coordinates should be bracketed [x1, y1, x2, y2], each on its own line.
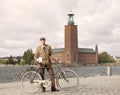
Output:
[52, 12, 98, 64]
[113, 56, 120, 63]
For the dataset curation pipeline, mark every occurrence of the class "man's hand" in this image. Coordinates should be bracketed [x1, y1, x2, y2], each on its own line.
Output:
[34, 57, 39, 65]
[52, 57, 58, 62]
[53, 58, 61, 63]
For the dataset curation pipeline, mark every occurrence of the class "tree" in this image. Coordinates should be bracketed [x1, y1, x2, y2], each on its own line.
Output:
[17, 56, 21, 65]
[98, 52, 116, 63]
[23, 49, 34, 64]
[7, 55, 16, 65]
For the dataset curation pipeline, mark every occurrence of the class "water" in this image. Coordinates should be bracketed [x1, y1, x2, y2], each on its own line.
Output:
[0, 65, 120, 83]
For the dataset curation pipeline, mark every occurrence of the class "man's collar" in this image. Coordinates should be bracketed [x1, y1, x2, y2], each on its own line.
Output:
[41, 44, 47, 48]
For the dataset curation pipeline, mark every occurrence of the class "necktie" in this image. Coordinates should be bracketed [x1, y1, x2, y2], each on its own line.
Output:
[43, 46, 46, 53]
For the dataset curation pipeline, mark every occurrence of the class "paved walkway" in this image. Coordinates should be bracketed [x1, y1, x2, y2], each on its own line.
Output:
[0, 75, 120, 95]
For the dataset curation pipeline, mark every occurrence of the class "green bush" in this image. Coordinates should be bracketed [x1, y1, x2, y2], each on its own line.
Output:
[98, 52, 116, 63]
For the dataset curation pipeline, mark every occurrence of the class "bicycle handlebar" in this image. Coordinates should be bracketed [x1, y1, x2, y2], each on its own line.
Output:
[33, 57, 62, 67]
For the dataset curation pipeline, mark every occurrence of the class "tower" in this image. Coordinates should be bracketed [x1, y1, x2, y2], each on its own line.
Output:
[64, 11, 78, 63]
[95, 44, 98, 63]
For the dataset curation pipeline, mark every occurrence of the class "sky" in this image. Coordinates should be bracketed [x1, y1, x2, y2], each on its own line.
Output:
[0, 0, 120, 57]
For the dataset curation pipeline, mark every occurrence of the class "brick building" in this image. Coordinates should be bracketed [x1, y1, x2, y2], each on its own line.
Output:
[52, 12, 98, 64]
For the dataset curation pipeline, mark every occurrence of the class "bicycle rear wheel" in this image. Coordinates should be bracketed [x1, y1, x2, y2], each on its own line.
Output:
[21, 71, 41, 94]
[56, 69, 79, 91]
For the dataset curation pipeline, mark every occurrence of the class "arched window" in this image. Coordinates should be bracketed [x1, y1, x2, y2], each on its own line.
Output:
[74, 51, 77, 62]
[67, 51, 70, 61]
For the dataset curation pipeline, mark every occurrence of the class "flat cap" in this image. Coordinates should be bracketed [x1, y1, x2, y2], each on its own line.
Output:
[40, 37, 46, 41]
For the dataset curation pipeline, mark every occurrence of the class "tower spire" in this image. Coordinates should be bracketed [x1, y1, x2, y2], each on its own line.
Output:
[67, 10, 74, 25]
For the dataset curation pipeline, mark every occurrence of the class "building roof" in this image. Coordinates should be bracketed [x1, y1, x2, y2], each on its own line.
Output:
[52, 48, 64, 53]
[53, 48, 96, 53]
[78, 48, 96, 53]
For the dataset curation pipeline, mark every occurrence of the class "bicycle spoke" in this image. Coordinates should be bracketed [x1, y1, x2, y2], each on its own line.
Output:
[21, 71, 41, 93]
[57, 69, 79, 91]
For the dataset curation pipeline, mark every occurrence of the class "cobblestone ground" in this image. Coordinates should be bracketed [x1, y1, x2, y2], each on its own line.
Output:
[0, 75, 120, 95]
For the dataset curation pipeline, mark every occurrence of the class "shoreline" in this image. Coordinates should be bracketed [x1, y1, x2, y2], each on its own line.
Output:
[0, 75, 119, 84]
[1, 62, 120, 67]
[0, 74, 120, 84]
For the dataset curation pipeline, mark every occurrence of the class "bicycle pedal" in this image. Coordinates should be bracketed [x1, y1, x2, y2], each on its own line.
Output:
[43, 80, 51, 88]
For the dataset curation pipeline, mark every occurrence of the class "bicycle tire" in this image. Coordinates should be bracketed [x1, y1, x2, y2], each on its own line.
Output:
[56, 69, 79, 91]
[21, 71, 41, 94]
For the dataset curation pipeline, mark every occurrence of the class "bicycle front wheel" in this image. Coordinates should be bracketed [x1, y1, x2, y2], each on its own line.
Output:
[21, 71, 41, 94]
[56, 69, 79, 91]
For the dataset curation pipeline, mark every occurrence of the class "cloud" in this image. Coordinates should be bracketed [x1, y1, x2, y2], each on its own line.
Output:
[77, 0, 120, 55]
[0, 0, 120, 57]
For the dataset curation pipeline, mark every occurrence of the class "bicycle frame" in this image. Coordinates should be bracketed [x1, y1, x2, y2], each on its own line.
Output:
[27, 61, 68, 87]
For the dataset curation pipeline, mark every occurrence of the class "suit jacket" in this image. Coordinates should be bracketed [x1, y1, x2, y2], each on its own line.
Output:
[35, 44, 52, 64]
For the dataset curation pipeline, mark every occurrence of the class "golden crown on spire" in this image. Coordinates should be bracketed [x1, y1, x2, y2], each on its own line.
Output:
[69, 10, 74, 14]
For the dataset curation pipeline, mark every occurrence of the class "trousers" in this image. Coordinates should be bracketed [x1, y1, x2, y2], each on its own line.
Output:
[38, 63, 56, 89]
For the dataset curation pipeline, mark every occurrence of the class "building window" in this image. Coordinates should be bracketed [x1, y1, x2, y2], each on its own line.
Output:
[74, 51, 77, 62]
[67, 51, 70, 61]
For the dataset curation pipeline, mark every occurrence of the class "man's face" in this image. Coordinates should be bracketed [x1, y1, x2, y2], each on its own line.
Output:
[40, 40, 46, 45]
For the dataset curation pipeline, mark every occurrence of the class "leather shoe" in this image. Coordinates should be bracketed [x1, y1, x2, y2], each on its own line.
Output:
[51, 88, 60, 92]
[41, 83, 46, 92]
[42, 87, 46, 92]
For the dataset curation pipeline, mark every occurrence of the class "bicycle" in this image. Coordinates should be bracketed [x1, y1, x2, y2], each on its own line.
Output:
[21, 60, 79, 93]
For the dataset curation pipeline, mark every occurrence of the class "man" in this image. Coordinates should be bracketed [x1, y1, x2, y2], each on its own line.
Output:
[34, 37, 59, 92]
